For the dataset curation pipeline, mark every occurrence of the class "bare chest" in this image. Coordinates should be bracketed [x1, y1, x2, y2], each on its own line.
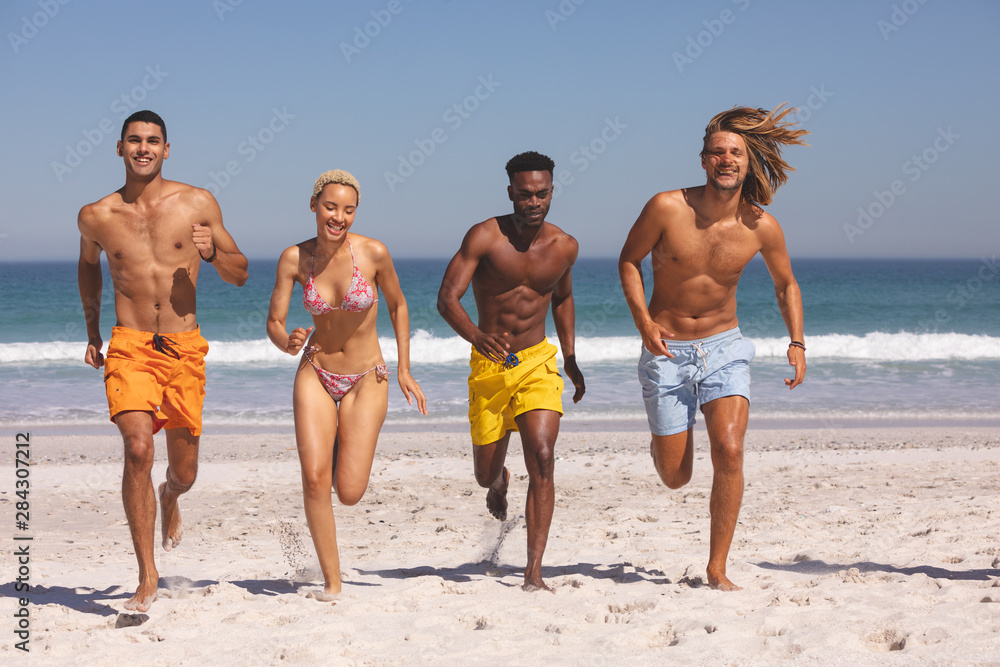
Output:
[659, 222, 760, 284]
[101, 210, 193, 264]
[476, 248, 566, 296]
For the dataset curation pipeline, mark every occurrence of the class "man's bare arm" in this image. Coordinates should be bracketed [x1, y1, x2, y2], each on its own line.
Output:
[618, 194, 674, 357]
[759, 216, 806, 389]
[77, 208, 105, 369]
[437, 223, 509, 362]
[551, 242, 585, 403]
[191, 189, 248, 287]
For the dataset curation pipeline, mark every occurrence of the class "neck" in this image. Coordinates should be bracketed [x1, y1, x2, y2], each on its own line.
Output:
[121, 173, 163, 204]
[700, 182, 743, 222]
[503, 214, 543, 246]
[315, 233, 348, 258]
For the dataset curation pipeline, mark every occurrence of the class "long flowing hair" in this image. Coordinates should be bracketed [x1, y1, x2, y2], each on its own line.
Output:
[701, 105, 809, 206]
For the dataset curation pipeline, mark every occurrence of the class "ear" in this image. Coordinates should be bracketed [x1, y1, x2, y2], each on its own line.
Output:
[117, 140, 123, 157]
[310, 195, 318, 212]
[507, 184, 514, 202]
[162, 142, 170, 160]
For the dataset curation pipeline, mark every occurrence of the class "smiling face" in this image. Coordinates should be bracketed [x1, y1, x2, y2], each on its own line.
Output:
[507, 170, 553, 226]
[117, 121, 169, 179]
[701, 131, 749, 194]
[310, 183, 358, 241]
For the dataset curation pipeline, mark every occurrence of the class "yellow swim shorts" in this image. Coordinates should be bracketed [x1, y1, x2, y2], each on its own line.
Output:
[468, 338, 564, 446]
[103, 326, 209, 436]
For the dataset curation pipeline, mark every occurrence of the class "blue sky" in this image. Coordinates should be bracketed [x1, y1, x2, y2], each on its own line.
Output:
[1, 0, 997, 261]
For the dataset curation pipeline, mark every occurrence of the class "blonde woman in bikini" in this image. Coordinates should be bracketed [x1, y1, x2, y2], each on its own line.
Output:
[267, 169, 426, 598]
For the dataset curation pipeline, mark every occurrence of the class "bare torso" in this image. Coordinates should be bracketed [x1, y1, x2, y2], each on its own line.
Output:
[469, 216, 577, 353]
[295, 235, 383, 372]
[80, 181, 209, 333]
[646, 187, 767, 340]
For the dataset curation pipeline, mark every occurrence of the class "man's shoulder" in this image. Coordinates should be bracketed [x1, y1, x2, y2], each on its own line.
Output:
[541, 221, 578, 251]
[78, 190, 124, 228]
[164, 179, 217, 208]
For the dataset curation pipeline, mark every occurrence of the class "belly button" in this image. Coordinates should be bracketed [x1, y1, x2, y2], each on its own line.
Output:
[154, 303, 160, 310]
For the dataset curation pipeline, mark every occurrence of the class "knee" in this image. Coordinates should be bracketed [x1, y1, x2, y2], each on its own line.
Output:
[122, 436, 154, 473]
[335, 482, 368, 507]
[712, 439, 744, 473]
[166, 466, 196, 493]
[528, 442, 556, 481]
[301, 468, 332, 500]
[473, 467, 495, 489]
[651, 445, 692, 489]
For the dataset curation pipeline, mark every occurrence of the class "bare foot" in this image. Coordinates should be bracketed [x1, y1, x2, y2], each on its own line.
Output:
[522, 579, 555, 593]
[303, 587, 339, 603]
[485, 467, 510, 521]
[124, 580, 159, 612]
[158, 482, 183, 552]
[707, 570, 742, 591]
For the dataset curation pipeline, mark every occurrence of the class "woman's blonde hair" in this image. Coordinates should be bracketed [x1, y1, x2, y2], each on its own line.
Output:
[313, 169, 360, 205]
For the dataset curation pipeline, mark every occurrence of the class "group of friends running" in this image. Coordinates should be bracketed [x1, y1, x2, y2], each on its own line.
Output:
[77, 106, 807, 611]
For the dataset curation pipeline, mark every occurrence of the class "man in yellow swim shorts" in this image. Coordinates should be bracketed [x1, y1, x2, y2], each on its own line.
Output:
[438, 151, 586, 592]
[78, 110, 247, 612]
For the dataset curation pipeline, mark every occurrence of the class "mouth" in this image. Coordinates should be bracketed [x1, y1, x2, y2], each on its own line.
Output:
[326, 221, 345, 234]
[134, 156, 153, 165]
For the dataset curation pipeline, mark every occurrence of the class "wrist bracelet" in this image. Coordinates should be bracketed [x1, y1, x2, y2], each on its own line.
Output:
[788, 340, 806, 351]
[201, 244, 217, 263]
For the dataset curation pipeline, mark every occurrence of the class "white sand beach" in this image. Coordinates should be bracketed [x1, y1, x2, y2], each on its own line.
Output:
[3, 425, 999, 665]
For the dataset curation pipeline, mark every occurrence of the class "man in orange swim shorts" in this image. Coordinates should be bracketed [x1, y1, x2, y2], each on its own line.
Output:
[78, 110, 247, 612]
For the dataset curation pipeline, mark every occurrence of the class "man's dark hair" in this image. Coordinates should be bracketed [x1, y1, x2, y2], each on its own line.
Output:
[505, 151, 555, 179]
[121, 110, 167, 143]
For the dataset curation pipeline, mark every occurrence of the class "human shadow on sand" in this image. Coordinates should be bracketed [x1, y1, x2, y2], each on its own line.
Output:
[754, 559, 1000, 582]
[354, 561, 676, 587]
[1, 581, 129, 618]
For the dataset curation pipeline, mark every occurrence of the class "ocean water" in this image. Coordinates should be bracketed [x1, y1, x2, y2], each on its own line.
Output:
[2, 257, 999, 429]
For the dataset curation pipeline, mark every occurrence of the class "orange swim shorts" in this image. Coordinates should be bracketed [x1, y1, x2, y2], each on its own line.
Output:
[103, 326, 209, 436]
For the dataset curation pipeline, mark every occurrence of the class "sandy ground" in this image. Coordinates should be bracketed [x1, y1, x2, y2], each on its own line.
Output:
[2, 425, 999, 665]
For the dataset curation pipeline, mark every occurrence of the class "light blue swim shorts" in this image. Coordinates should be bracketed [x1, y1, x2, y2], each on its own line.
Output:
[637, 327, 755, 436]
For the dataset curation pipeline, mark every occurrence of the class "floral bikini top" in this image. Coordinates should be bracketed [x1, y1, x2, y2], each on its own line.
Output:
[302, 236, 378, 315]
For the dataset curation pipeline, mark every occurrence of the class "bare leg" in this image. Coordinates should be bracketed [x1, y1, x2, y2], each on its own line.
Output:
[473, 433, 511, 521]
[702, 396, 749, 591]
[159, 427, 199, 551]
[649, 428, 695, 490]
[293, 362, 341, 597]
[514, 409, 560, 593]
[116, 410, 160, 612]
